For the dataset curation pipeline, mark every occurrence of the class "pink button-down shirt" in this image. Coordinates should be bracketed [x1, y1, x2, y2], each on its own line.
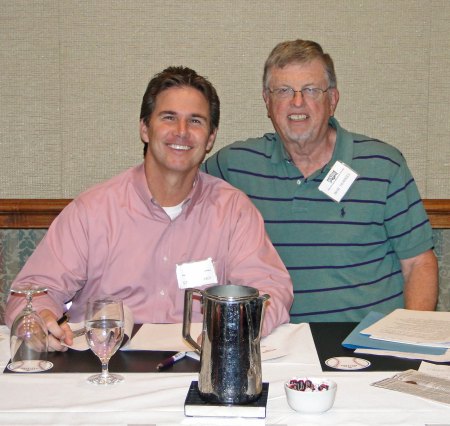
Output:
[6, 165, 293, 335]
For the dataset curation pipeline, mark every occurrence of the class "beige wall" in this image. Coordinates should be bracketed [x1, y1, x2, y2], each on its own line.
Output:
[1, 0, 449, 198]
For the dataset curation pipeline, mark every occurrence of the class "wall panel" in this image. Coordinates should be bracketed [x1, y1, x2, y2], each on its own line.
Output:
[0, 0, 449, 198]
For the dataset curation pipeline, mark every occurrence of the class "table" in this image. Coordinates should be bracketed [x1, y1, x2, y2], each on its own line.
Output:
[0, 322, 449, 425]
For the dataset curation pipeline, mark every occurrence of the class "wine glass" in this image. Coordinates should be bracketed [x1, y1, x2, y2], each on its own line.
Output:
[85, 297, 124, 385]
[8, 284, 53, 373]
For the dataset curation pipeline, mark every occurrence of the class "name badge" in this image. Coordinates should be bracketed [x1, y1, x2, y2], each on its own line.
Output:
[176, 257, 218, 289]
[318, 161, 359, 202]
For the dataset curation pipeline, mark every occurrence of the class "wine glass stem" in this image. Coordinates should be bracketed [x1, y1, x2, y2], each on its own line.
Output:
[25, 293, 33, 312]
[101, 361, 109, 378]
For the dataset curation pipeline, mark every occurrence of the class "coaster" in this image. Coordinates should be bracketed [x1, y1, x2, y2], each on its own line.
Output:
[7, 360, 54, 373]
[325, 357, 371, 370]
[184, 381, 269, 418]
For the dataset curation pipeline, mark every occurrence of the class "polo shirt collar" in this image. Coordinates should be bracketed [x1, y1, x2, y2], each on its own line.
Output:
[269, 133, 291, 164]
[326, 116, 354, 172]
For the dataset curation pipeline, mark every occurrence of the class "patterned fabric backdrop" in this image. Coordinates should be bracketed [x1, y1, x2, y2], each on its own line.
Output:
[0, 229, 46, 324]
[0, 229, 449, 324]
[434, 229, 450, 312]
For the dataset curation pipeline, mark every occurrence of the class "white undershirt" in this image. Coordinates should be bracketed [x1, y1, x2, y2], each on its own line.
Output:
[162, 202, 184, 220]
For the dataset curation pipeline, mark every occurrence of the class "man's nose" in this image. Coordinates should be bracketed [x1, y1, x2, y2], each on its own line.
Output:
[176, 119, 188, 136]
[291, 90, 304, 107]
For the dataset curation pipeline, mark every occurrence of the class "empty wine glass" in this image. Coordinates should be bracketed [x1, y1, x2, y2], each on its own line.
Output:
[8, 284, 53, 373]
[85, 297, 124, 385]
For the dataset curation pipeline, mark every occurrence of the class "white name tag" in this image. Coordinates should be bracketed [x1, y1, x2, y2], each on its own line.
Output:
[318, 161, 358, 202]
[176, 257, 218, 289]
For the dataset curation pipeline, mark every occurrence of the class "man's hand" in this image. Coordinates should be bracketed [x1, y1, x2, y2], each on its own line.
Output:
[39, 309, 74, 351]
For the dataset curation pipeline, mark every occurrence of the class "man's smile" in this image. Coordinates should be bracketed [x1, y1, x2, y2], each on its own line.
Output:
[288, 113, 308, 121]
[168, 144, 192, 151]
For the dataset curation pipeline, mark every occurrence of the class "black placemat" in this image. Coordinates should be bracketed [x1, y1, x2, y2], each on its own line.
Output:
[184, 381, 268, 418]
[4, 349, 200, 374]
[5, 323, 200, 374]
[309, 322, 422, 372]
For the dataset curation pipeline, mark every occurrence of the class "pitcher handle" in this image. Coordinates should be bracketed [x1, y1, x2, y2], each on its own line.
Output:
[256, 293, 270, 342]
[182, 288, 203, 354]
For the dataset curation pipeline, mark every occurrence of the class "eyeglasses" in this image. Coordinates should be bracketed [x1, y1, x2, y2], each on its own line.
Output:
[268, 86, 330, 101]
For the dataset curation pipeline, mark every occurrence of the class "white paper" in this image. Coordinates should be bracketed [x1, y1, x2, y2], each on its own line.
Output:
[260, 323, 319, 365]
[260, 344, 287, 361]
[122, 322, 287, 361]
[419, 361, 450, 380]
[372, 369, 450, 406]
[62, 321, 316, 364]
[123, 322, 202, 352]
[361, 309, 450, 347]
[354, 347, 450, 363]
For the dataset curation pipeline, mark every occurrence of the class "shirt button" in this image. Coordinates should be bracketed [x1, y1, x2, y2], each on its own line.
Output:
[163, 256, 168, 262]
[297, 179, 302, 185]
[160, 290, 165, 296]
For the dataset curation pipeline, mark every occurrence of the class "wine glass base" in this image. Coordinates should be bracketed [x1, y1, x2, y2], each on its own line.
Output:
[87, 372, 124, 385]
[7, 360, 53, 373]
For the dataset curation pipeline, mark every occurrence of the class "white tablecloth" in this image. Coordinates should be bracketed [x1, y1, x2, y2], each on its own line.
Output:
[0, 324, 449, 425]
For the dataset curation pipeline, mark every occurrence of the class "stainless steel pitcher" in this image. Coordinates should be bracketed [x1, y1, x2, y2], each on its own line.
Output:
[183, 284, 270, 404]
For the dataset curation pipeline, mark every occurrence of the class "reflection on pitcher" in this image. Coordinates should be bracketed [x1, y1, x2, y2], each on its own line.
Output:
[183, 284, 269, 404]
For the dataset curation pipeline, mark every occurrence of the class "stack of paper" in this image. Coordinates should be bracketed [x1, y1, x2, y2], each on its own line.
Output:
[342, 310, 450, 362]
[371, 369, 450, 405]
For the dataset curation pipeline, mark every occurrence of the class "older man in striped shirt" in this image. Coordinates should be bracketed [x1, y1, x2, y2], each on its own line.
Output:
[203, 39, 438, 322]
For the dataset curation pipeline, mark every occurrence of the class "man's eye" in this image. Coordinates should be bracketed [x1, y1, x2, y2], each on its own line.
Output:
[303, 88, 316, 95]
[278, 88, 291, 95]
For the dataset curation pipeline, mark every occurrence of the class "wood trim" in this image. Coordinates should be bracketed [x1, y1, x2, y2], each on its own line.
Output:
[423, 199, 450, 229]
[0, 199, 70, 228]
[0, 199, 449, 229]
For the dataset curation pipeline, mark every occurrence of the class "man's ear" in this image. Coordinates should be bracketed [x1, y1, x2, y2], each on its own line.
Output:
[329, 88, 340, 117]
[206, 128, 218, 152]
[139, 119, 150, 143]
[262, 89, 271, 118]
[262, 88, 269, 103]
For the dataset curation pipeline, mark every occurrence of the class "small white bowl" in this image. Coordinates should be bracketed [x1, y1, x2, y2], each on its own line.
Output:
[285, 377, 337, 414]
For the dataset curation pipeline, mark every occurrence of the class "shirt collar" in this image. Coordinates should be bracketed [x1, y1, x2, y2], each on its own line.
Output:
[132, 164, 203, 218]
[269, 133, 291, 164]
[181, 171, 203, 217]
[324, 116, 354, 173]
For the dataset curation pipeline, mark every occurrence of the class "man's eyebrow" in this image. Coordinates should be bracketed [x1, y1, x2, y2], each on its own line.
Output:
[190, 113, 208, 121]
[158, 110, 208, 121]
[158, 109, 177, 116]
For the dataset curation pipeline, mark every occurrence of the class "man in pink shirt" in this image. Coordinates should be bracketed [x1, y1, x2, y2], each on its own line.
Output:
[6, 66, 293, 351]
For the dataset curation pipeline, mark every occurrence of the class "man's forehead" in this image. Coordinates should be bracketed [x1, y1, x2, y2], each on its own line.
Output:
[157, 85, 206, 100]
[151, 86, 211, 123]
[269, 60, 327, 83]
[273, 59, 325, 73]
[154, 86, 210, 115]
